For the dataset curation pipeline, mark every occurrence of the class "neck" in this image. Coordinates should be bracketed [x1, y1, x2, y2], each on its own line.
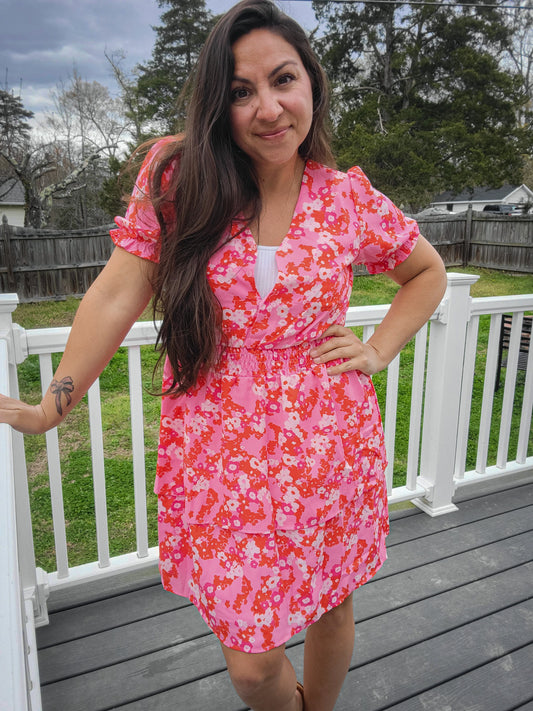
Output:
[249, 156, 306, 246]
[255, 155, 305, 200]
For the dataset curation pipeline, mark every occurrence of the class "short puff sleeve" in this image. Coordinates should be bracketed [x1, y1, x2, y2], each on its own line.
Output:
[349, 166, 419, 274]
[110, 136, 177, 263]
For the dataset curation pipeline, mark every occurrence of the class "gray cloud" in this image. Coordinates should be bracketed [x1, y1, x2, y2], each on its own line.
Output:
[1, 0, 316, 119]
[2, 0, 160, 116]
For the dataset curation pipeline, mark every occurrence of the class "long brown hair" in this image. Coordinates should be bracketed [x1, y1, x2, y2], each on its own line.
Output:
[150, 0, 334, 395]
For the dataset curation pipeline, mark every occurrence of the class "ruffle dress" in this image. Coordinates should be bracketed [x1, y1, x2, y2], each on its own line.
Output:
[111, 137, 419, 653]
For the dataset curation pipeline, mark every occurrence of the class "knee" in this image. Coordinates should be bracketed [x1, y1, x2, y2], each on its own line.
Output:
[316, 594, 354, 631]
[225, 649, 284, 699]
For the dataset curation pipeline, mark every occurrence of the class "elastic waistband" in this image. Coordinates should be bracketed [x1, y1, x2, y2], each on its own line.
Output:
[217, 342, 321, 375]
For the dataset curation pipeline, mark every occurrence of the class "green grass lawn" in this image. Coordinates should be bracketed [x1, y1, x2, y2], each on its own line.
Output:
[13, 267, 533, 573]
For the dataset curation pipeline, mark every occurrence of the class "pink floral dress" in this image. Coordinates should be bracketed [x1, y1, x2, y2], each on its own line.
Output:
[111, 138, 419, 653]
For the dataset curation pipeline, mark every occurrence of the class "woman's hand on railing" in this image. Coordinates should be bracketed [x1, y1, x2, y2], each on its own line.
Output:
[0, 393, 50, 435]
[310, 324, 386, 376]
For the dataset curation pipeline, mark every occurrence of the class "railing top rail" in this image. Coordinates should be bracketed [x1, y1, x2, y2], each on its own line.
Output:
[23, 319, 161, 355]
[20, 306, 403, 352]
[17, 294, 533, 358]
[470, 294, 533, 316]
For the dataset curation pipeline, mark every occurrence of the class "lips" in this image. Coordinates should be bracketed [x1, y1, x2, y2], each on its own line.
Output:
[257, 126, 290, 139]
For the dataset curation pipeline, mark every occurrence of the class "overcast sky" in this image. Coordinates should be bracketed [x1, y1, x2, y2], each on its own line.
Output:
[1, 0, 317, 124]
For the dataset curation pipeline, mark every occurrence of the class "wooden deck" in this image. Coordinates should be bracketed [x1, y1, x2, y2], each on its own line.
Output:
[37, 476, 533, 711]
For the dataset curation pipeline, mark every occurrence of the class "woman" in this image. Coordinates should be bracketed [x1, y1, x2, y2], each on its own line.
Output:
[0, 2, 447, 709]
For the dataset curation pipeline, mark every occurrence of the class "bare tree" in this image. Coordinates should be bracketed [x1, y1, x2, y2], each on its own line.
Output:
[503, 0, 533, 127]
[46, 68, 128, 160]
[105, 49, 153, 146]
[2, 141, 104, 227]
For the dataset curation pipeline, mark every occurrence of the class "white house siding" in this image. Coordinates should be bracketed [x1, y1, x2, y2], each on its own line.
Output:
[431, 184, 533, 213]
[0, 205, 25, 226]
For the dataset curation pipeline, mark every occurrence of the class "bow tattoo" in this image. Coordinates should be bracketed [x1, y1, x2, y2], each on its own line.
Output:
[50, 376, 75, 416]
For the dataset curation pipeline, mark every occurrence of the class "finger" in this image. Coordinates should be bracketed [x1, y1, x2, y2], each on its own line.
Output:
[312, 336, 363, 361]
[311, 333, 361, 359]
[326, 359, 360, 375]
[319, 324, 353, 339]
[318, 347, 364, 366]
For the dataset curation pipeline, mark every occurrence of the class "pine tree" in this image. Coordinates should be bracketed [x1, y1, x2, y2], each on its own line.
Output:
[136, 0, 216, 133]
[313, 1, 531, 210]
[0, 89, 34, 157]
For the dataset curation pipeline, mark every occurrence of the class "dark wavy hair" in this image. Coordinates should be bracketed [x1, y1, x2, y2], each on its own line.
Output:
[149, 0, 334, 395]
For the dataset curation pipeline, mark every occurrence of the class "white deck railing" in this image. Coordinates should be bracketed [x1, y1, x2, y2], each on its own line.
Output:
[1, 273, 532, 710]
[0, 302, 42, 711]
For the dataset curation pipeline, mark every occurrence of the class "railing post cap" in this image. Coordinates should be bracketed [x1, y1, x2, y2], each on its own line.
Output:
[446, 272, 480, 286]
[0, 294, 19, 314]
[2, 214, 8, 224]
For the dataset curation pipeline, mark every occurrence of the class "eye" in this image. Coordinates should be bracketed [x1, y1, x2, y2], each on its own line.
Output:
[276, 73, 295, 87]
[231, 86, 250, 102]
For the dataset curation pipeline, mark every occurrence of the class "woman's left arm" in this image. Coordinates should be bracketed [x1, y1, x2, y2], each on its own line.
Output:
[311, 236, 447, 375]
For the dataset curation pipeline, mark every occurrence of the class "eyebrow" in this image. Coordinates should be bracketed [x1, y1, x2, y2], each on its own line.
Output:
[232, 60, 299, 84]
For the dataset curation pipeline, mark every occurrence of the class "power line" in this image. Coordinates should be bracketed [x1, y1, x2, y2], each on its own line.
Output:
[292, 0, 531, 8]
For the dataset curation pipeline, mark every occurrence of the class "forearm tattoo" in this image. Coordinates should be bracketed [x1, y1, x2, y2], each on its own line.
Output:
[50, 376, 74, 416]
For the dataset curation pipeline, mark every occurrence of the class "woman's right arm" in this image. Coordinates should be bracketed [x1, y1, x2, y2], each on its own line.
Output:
[0, 246, 156, 434]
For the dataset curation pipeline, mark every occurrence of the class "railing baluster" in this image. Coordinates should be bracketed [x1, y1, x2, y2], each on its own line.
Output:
[384, 354, 400, 493]
[39, 354, 69, 579]
[128, 345, 149, 558]
[497, 313, 524, 468]
[516, 335, 533, 464]
[475, 313, 501, 474]
[406, 324, 428, 491]
[454, 314, 480, 480]
[362, 324, 375, 342]
[87, 378, 110, 569]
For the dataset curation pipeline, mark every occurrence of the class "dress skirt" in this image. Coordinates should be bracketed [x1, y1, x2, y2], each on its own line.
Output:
[156, 343, 390, 653]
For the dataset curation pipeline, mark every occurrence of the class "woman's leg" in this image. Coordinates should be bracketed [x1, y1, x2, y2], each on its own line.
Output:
[221, 642, 303, 711]
[302, 593, 355, 711]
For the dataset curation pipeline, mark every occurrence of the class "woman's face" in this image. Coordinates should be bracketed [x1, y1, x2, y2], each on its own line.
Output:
[229, 28, 313, 173]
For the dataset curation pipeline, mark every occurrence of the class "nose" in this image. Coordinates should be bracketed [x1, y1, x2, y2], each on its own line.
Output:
[255, 89, 283, 122]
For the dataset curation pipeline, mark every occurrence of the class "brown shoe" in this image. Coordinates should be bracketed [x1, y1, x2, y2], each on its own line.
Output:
[296, 681, 304, 708]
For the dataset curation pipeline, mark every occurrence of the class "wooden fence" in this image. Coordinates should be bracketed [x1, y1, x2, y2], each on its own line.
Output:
[414, 208, 533, 272]
[1, 207, 532, 302]
[0, 216, 114, 302]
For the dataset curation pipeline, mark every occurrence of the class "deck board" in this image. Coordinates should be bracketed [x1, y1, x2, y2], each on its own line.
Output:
[37, 479, 533, 710]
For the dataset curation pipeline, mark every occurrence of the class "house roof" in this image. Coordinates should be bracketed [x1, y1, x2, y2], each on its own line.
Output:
[432, 184, 527, 204]
[0, 177, 25, 205]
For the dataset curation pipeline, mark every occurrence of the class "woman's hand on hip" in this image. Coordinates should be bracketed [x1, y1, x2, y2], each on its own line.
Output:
[310, 324, 385, 376]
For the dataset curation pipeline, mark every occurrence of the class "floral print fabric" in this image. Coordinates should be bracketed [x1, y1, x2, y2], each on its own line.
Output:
[110, 139, 419, 652]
